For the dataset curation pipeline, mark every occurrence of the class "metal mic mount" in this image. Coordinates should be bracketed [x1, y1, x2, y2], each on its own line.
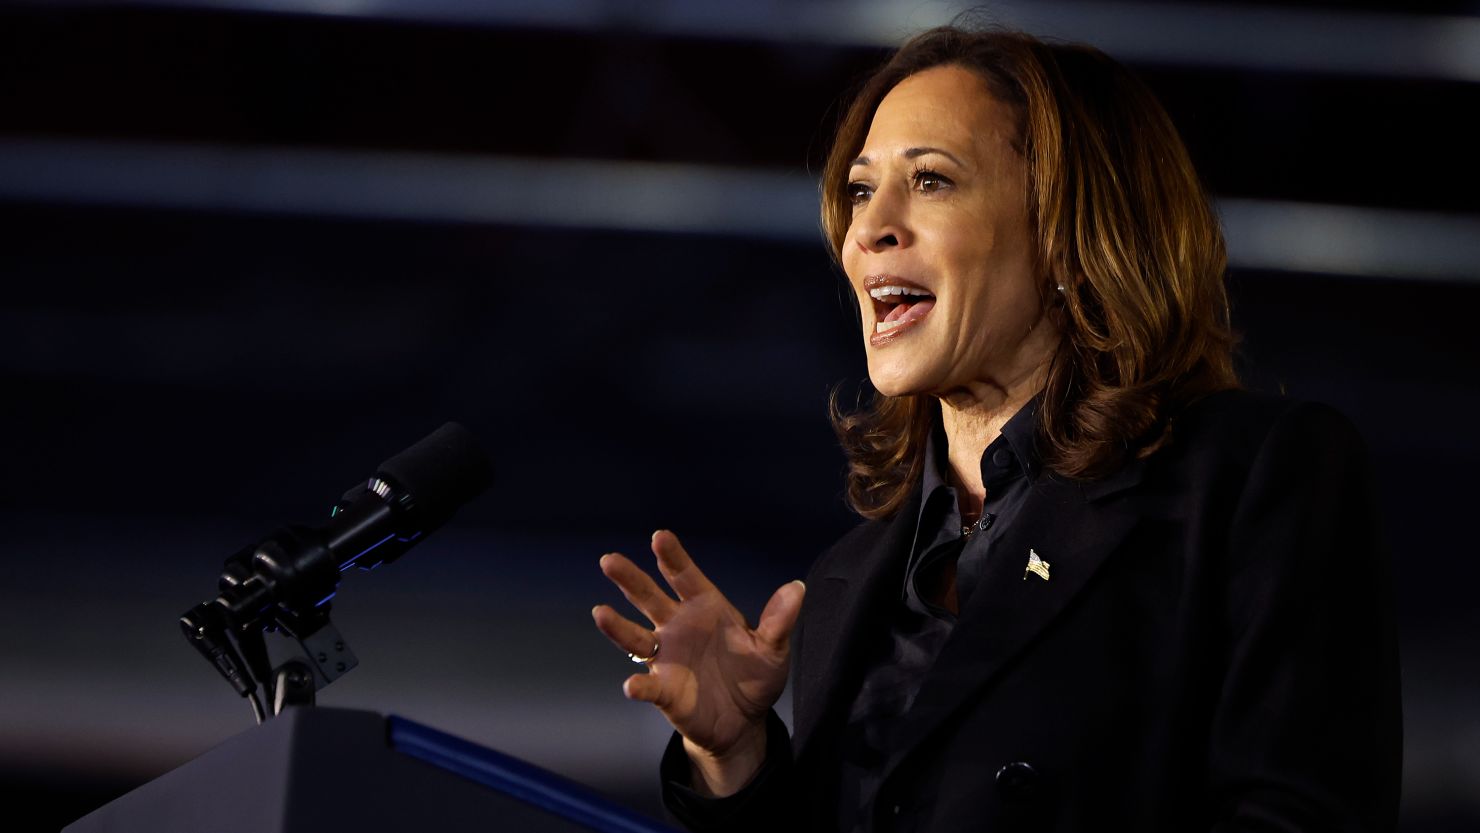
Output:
[180, 424, 492, 723]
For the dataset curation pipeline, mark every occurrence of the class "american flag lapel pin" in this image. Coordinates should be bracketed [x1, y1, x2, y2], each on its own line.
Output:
[1023, 548, 1051, 581]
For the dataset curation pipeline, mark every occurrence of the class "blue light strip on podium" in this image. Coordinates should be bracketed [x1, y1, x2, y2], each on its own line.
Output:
[388, 715, 682, 833]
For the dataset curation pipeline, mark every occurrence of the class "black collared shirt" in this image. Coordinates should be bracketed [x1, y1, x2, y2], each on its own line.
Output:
[834, 398, 1042, 832]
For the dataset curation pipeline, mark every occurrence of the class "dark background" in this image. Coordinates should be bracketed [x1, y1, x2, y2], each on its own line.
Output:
[1, 1, 1477, 830]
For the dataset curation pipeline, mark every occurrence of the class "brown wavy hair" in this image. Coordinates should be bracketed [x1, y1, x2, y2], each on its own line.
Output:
[824, 27, 1239, 519]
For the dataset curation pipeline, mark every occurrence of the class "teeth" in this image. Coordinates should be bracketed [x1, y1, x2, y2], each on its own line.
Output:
[875, 319, 905, 333]
[869, 285, 932, 300]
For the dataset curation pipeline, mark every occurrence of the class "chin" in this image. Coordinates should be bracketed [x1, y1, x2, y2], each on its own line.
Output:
[870, 379, 911, 398]
[866, 356, 931, 398]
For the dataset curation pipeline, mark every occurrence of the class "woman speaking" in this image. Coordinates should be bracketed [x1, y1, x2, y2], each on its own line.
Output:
[592, 26, 1400, 832]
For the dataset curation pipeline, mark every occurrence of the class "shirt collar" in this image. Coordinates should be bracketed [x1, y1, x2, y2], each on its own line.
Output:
[918, 393, 1044, 513]
[996, 394, 1044, 483]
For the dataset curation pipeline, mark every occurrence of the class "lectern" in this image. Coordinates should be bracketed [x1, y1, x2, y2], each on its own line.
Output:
[65, 707, 679, 833]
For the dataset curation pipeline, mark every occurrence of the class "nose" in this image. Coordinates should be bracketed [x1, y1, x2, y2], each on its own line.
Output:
[850, 185, 913, 253]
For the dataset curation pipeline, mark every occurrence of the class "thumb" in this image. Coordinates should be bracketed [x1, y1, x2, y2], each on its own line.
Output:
[754, 580, 806, 649]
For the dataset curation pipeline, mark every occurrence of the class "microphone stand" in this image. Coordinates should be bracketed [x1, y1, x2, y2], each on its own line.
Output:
[178, 422, 492, 724]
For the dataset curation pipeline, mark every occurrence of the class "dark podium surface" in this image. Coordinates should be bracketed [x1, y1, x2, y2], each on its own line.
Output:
[64, 707, 680, 833]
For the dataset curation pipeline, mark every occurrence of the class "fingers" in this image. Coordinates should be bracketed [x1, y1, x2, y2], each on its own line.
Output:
[591, 605, 660, 661]
[754, 580, 806, 650]
[651, 529, 717, 601]
[622, 673, 664, 705]
[599, 552, 679, 626]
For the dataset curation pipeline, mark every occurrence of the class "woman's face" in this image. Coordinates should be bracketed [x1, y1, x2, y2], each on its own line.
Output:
[843, 64, 1059, 400]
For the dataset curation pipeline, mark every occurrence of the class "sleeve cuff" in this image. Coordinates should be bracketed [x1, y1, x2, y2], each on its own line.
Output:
[660, 710, 795, 832]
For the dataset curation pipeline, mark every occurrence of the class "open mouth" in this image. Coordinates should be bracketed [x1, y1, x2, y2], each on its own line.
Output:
[868, 282, 936, 336]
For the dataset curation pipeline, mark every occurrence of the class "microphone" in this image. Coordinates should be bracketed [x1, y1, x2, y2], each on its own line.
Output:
[216, 423, 491, 606]
[215, 421, 493, 614]
[330, 420, 495, 572]
[182, 422, 492, 715]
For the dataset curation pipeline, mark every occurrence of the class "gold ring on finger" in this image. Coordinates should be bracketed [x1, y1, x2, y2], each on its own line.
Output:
[627, 639, 660, 664]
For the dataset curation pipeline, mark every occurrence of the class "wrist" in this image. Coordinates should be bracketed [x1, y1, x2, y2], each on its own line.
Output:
[683, 722, 769, 798]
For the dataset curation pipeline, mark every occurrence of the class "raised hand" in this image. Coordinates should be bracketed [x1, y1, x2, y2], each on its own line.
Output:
[592, 530, 804, 795]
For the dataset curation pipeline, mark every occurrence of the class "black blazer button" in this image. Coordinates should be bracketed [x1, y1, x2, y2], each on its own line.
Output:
[995, 761, 1041, 802]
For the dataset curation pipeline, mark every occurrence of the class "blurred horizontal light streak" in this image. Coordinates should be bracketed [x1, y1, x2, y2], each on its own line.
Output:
[1005, 2, 1480, 83]
[26, 0, 1480, 83]
[1219, 199, 1480, 283]
[2, 136, 1477, 283]
[0, 136, 822, 241]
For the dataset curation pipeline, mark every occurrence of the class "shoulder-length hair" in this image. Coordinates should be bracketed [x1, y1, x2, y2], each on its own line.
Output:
[824, 27, 1239, 520]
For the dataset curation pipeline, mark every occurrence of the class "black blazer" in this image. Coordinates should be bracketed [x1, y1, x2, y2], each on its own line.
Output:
[663, 391, 1402, 833]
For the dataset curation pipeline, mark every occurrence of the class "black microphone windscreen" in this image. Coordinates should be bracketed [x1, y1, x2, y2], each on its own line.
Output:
[375, 422, 493, 528]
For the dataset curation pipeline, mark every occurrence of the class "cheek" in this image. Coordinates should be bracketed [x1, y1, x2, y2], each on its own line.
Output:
[841, 256, 870, 313]
[840, 241, 861, 279]
[947, 224, 1032, 295]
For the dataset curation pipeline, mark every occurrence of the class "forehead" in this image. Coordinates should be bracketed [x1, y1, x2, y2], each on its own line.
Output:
[863, 64, 1013, 158]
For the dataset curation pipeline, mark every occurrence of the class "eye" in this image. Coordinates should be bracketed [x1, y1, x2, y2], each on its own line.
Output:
[846, 181, 873, 207]
[913, 169, 952, 193]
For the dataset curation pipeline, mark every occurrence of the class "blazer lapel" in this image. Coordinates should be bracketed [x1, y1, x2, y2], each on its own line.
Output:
[882, 467, 1147, 775]
[792, 489, 920, 759]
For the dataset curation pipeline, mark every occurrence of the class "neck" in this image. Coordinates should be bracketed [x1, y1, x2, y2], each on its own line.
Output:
[936, 367, 1047, 517]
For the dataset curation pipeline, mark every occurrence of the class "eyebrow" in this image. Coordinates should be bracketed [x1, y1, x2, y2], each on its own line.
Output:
[849, 146, 967, 169]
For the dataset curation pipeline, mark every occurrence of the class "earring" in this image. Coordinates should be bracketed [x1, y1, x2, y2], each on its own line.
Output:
[1056, 283, 1066, 293]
